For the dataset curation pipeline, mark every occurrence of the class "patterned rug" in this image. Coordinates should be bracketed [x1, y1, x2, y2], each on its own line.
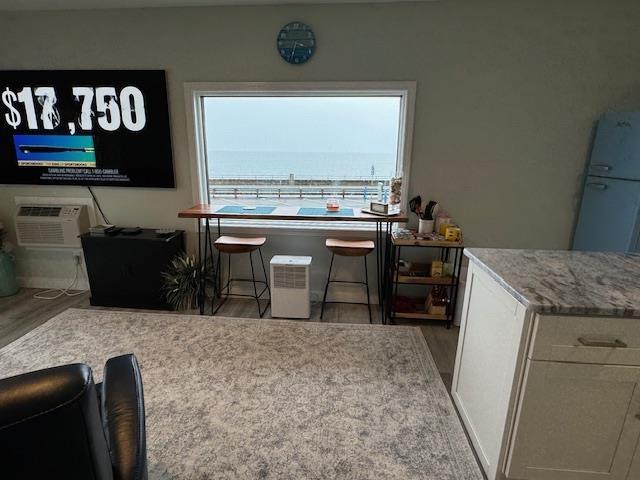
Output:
[0, 308, 482, 480]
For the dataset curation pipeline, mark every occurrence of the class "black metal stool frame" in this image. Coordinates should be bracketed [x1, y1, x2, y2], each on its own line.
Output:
[212, 247, 271, 318]
[320, 253, 373, 324]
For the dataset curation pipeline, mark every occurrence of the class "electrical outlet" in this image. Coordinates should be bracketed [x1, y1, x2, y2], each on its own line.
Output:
[73, 253, 82, 266]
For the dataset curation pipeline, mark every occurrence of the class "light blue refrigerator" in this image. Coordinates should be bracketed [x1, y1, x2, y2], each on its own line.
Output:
[573, 112, 640, 252]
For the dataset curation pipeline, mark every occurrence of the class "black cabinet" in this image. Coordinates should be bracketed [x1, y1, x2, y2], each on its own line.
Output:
[80, 229, 184, 310]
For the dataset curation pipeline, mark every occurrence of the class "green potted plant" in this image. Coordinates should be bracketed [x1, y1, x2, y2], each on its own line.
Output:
[0, 222, 19, 297]
[161, 253, 213, 311]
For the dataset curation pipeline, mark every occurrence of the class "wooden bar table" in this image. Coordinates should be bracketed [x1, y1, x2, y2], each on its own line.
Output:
[178, 204, 408, 323]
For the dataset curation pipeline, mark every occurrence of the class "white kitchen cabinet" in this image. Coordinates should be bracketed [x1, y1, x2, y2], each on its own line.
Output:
[452, 253, 640, 480]
[506, 361, 640, 479]
[452, 262, 530, 479]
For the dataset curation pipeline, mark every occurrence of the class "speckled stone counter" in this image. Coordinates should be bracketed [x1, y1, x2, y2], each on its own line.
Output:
[465, 248, 640, 317]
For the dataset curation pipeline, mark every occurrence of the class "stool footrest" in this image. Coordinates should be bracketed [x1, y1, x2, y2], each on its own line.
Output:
[326, 279, 368, 286]
[322, 301, 372, 307]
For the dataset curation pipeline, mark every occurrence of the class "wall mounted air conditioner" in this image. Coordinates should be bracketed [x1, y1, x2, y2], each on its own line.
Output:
[270, 255, 312, 319]
[15, 204, 90, 248]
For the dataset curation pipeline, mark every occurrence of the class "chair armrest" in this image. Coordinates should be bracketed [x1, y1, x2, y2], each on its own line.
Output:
[0, 363, 92, 429]
[101, 354, 147, 480]
[0, 364, 114, 480]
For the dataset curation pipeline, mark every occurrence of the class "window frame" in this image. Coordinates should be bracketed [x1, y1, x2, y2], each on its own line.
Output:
[184, 81, 416, 234]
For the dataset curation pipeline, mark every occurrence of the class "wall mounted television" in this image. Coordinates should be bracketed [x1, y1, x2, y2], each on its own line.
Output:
[0, 70, 174, 187]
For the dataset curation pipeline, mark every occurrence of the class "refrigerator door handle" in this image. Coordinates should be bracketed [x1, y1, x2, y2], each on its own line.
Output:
[586, 182, 608, 190]
[591, 164, 612, 172]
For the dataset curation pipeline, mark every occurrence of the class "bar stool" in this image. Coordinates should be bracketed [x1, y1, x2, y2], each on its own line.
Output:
[213, 236, 270, 318]
[321, 238, 374, 324]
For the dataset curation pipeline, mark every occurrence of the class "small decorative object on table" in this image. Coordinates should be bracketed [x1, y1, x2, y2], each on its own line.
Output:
[326, 197, 340, 212]
[435, 212, 452, 234]
[390, 177, 402, 204]
[369, 201, 400, 215]
[0, 222, 18, 297]
[445, 226, 462, 242]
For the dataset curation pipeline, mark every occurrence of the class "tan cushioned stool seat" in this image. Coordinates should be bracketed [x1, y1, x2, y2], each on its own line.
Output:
[214, 236, 266, 254]
[326, 238, 375, 257]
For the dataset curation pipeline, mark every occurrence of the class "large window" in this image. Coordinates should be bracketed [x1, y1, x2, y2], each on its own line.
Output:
[187, 83, 415, 229]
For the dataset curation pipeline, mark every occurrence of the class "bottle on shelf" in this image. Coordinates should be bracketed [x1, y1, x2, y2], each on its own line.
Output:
[426, 286, 449, 315]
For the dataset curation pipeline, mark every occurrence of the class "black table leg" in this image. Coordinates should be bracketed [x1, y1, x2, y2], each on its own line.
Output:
[381, 222, 393, 325]
[376, 221, 384, 324]
[210, 237, 216, 298]
[198, 220, 204, 315]
[202, 218, 210, 314]
[448, 247, 465, 329]
[385, 243, 399, 325]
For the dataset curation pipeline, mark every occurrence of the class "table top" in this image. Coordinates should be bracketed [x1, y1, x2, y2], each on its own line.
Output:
[178, 204, 409, 223]
[465, 248, 640, 317]
[80, 229, 184, 243]
[392, 231, 464, 248]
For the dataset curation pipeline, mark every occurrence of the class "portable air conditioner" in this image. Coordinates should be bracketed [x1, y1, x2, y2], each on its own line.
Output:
[15, 204, 90, 248]
[270, 255, 312, 319]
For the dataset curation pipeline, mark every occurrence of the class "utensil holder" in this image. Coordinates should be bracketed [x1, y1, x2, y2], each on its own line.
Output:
[418, 219, 434, 234]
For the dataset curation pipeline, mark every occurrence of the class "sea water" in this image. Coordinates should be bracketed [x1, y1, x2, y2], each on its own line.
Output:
[207, 151, 396, 180]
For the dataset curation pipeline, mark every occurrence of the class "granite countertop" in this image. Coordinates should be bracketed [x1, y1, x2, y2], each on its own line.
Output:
[465, 248, 640, 317]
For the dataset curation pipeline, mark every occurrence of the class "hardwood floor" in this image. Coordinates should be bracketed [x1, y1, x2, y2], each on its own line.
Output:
[0, 288, 91, 350]
[0, 289, 459, 389]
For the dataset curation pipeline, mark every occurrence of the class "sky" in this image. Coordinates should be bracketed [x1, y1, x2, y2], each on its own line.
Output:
[203, 96, 401, 154]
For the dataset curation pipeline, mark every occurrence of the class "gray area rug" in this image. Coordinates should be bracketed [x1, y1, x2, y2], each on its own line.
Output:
[0, 308, 482, 479]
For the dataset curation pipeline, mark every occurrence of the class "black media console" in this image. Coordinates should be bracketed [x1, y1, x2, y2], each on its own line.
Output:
[80, 229, 185, 310]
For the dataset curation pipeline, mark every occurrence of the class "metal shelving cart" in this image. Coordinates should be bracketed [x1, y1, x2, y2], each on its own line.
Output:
[386, 233, 464, 328]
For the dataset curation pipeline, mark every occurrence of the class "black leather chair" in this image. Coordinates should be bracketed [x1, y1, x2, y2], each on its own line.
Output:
[0, 354, 147, 480]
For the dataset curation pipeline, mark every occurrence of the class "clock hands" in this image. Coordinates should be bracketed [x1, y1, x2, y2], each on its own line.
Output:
[290, 41, 300, 61]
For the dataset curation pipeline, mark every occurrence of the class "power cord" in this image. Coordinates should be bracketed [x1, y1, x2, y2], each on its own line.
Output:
[87, 186, 111, 225]
[33, 255, 89, 300]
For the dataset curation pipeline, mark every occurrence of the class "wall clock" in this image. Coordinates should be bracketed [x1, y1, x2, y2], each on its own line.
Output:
[277, 22, 315, 65]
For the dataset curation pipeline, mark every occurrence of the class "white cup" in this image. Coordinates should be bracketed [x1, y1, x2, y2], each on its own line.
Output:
[418, 219, 434, 234]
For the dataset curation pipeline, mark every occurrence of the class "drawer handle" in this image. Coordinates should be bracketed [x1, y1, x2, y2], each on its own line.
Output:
[586, 183, 607, 190]
[591, 164, 612, 172]
[578, 337, 627, 348]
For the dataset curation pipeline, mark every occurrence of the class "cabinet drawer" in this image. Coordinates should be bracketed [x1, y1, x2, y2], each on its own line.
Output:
[530, 314, 640, 366]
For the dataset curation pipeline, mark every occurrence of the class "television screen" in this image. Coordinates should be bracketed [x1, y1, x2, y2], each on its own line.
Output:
[0, 70, 174, 187]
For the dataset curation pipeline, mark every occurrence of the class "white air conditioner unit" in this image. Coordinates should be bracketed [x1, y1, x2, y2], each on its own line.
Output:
[270, 255, 312, 319]
[15, 204, 90, 248]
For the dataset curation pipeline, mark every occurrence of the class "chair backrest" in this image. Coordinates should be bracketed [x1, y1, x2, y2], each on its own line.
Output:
[0, 363, 114, 480]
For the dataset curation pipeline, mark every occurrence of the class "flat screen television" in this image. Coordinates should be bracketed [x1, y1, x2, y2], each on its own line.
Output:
[0, 70, 174, 187]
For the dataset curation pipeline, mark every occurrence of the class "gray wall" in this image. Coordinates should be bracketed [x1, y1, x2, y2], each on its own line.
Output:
[1, 0, 639, 294]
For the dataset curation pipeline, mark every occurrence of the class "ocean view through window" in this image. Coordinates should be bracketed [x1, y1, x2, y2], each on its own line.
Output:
[202, 96, 402, 209]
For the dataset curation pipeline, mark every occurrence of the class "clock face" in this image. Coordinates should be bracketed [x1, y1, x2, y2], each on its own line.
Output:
[277, 22, 315, 65]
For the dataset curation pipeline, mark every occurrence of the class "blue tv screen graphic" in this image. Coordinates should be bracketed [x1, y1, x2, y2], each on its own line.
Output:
[14, 134, 96, 167]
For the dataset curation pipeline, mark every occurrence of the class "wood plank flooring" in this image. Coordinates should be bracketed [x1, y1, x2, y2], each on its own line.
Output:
[0, 289, 459, 389]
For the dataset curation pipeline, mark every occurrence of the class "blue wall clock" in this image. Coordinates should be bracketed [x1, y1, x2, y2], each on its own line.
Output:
[277, 22, 315, 65]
